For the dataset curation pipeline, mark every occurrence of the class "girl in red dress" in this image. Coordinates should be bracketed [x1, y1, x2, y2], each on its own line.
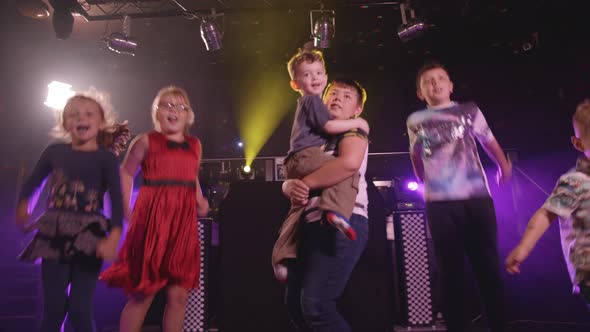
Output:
[100, 86, 209, 332]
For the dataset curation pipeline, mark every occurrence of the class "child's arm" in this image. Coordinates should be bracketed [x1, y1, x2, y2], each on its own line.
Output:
[409, 147, 425, 183]
[120, 134, 149, 221]
[323, 118, 370, 136]
[301, 134, 367, 190]
[282, 179, 310, 205]
[196, 179, 210, 217]
[472, 107, 512, 182]
[407, 118, 424, 182]
[16, 146, 53, 230]
[481, 139, 512, 183]
[303, 95, 369, 136]
[195, 141, 209, 217]
[97, 152, 125, 261]
[505, 207, 558, 274]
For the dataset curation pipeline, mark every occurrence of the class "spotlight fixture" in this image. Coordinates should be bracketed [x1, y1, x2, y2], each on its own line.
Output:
[239, 164, 254, 180]
[200, 16, 223, 51]
[106, 33, 138, 56]
[397, 2, 430, 42]
[310, 7, 336, 49]
[49, 0, 76, 40]
[407, 181, 418, 191]
[393, 177, 423, 210]
[170, 1, 223, 52]
[517, 32, 540, 54]
[17, 0, 50, 19]
[105, 15, 138, 56]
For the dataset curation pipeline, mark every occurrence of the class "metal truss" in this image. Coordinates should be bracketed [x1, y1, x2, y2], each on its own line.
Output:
[75, 0, 184, 21]
[72, 0, 401, 21]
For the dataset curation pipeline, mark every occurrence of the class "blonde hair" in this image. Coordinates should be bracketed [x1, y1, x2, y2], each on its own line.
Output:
[573, 99, 590, 137]
[286, 48, 326, 81]
[52, 88, 130, 155]
[151, 85, 195, 134]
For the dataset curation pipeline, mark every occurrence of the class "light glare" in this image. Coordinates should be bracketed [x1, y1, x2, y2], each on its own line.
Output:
[44, 81, 75, 110]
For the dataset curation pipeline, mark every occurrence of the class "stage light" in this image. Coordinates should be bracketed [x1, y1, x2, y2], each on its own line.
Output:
[397, 3, 430, 42]
[310, 9, 335, 49]
[17, 0, 50, 19]
[106, 32, 138, 56]
[44, 81, 75, 110]
[407, 181, 418, 191]
[49, 0, 75, 40]
[393, 177, 424, 210]
[237, 141, 244, 148]
[200, 17, 223, 51]
[105, 15, 138, 56]
[168, 0, 223, 51]
[239, 164, 254, 180]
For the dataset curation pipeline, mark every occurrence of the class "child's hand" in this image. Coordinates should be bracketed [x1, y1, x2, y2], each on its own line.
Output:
[291, 197, 308, 206]
[356, 118, 370, 135]
[282, 179, 309, 204]
[15, 201, 31, 232]
[496, 159, 512, 185]
[97, 234, 119, 261]
[505, 244, 530, 274]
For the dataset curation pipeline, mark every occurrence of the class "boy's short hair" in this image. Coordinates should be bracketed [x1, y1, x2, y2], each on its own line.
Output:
[287, 49, 325, 80]
[573, 99, 590, 137]
[324, 78, 368, 108]
[416, 61, 449, 89]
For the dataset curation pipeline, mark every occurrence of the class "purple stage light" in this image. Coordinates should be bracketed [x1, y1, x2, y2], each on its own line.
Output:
[407, 181, 418, 191]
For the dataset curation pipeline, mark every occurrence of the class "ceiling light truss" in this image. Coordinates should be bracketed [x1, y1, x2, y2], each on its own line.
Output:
[73, 1, 402, 21]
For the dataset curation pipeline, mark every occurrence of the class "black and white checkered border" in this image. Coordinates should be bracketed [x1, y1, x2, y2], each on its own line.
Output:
[399, 212, 433, 326]
[182, 220, 208, 332]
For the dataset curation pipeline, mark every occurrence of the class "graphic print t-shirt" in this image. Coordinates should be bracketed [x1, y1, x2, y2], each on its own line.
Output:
[406, 102, 495, 202]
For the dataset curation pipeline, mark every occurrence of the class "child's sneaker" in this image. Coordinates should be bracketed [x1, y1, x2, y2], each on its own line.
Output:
[273, 263, 288, 283]
[325, 211, 357, 240]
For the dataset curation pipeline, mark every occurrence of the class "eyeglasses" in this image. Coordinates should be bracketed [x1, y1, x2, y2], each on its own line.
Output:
[157, 102, 190, 112]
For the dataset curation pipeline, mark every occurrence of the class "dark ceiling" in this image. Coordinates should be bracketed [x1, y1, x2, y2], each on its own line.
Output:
[9, 0, 587, 71]
[0, 0, 589, 163]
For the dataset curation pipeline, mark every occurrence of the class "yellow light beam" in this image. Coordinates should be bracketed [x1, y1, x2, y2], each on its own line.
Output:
[238, 70, 292, 166]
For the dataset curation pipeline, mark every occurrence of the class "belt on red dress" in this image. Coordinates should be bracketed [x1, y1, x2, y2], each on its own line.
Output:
[143, 179, 196, 187]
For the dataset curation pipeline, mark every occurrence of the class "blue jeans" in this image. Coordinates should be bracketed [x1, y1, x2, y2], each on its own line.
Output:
[286, 214, 369, 332]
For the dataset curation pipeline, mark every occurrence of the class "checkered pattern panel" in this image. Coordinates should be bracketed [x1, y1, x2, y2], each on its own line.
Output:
[182, 219, 210, 332]
[397, 212, 433, 326]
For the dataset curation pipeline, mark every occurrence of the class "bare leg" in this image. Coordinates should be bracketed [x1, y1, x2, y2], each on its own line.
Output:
[163, 285, 189, 332]
[119, 294, 156, 332]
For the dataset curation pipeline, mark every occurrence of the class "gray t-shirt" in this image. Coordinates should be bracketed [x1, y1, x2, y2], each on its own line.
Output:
[287, 95, 331, 156]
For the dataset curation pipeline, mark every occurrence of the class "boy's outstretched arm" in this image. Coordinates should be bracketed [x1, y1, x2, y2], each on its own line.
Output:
[482, 139, 512, 183]
[505, 207, 558, 274]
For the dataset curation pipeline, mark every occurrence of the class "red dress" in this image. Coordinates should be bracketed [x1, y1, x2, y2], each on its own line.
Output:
[101, 131, 201, 295]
